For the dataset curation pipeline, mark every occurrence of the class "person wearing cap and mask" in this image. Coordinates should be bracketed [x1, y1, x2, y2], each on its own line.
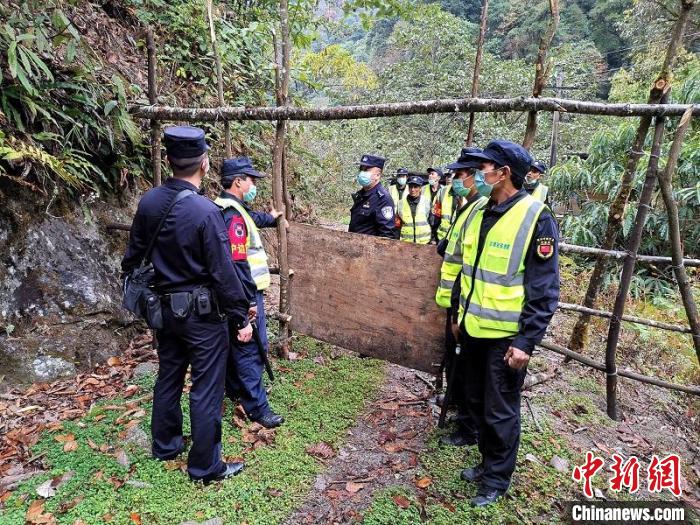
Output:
[349, 154, 396, 238]
[214, 157, 286, 429]
[449, 140, 559, 506]
[425, 168, 443, 243]
[121, 127, 250, 483]
[434, 150, 488, 449]
[397, 174, 432, 244]
[389, 167, 409, 214]
[524, 160, 549, 205]
[434, 149, 482, 242]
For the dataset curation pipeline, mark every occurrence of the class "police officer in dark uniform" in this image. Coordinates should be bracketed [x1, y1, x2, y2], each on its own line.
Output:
[348, 154, 396, 238]
[450, 140, 559, 506]
[215, 157, 285, 429]
[121, 127, 249, 483]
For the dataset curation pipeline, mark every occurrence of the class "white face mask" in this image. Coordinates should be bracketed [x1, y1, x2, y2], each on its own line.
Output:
[430, 178, 439, 187]
[397, 176, 407, 186]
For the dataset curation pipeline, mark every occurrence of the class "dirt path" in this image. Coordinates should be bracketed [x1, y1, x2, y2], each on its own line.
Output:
[284, 363, 435, 524]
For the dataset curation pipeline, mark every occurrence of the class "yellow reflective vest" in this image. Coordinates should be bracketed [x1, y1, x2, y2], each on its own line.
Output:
[436, 185, 457, 241]
[531, 183, 549, 203]
[434, 196, 487, 308]
[215, 195, 271, 291]
[458, 194, 545, 338]
[389, 184, 407, 213]
[399, 193, 431, 244]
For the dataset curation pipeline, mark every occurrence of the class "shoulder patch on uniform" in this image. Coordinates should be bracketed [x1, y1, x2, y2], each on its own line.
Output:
[536, 237, 555, 260]
[381, 206, 394, 220]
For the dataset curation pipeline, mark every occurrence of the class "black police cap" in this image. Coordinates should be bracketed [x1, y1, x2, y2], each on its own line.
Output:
[164, 126, 210, 159]
[222, 157, 265, 179]
[359, 154, 386, 169]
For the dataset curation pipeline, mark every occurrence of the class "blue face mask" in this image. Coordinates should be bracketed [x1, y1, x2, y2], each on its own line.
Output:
[451, 178, 470, 197]
[356, 171, 372, 187]
[243, 184, 257, 202]
[474, 169, 500, 198]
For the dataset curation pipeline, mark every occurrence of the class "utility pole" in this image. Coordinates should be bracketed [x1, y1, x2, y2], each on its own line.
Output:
[549, 70, 563, 167]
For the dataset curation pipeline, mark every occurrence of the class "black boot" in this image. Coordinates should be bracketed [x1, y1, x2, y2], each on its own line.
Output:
[460, 463, 485, 483]
[470, 485, 506, 507]
[440, 430, 478, 447]
[253, 410, 285, 428]
[192, 461, 245, 484]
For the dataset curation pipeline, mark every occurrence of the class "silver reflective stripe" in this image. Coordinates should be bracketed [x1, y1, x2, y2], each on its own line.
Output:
[444, 252, 462, 264]
[463, 264, 525, 286]
[467, 303, 521, 323]
[506, 199, 545, 278]
[411, 221, 429, 227]
[439, 278, 455, 289]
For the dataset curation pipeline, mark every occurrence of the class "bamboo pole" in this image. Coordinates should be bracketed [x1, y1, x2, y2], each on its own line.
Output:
[539, 341, 700, 396]
[549, 70, 563, 167]
[557, 302, 692, 334]
[655, 108, 700, 363]
[567, 0, 694, 356]
[465, 0, 488, 146]
[272, 0, 291, 359]
[559, 242, 700, 267]
[604, 109, 667, 420]
[522, 0, 560, 149]
[206, 0, 232, 157]
[128, 97, 700, 122]
[146, 28, 161, 187]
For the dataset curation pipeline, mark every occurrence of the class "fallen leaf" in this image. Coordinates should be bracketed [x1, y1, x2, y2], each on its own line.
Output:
[304, 372, 315, 380]
[102, 514, 113, 522]
[124, 385, 139, 398]
[87, 439, 99, 451]
[384, 443, 403, 453]
[53, 434, 75, 443]
[393, 495, 411, 509]
[129, 513, 141, 525]
[57, 495, 83, 513]
[379, 402, 399, 411]
[345, 481, 366, 494]
[415, 476, 432, 489]
[63, 441, 78, 452]
[306, 442, 334, 459]
[107, 357, 121, 367]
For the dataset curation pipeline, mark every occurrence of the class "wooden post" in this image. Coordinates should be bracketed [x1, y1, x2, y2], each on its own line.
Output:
[522, 0, 559, 149]
[272, 0, 292, 359]
[656, 108, 700, 363]
[604, 110, 666, 420]
[206, 0, 232, 157]
[567, 0, 694, 356]
[146, 28, 161, 187]
[549, 70, 563, 167]
[465, 0, 488, 147]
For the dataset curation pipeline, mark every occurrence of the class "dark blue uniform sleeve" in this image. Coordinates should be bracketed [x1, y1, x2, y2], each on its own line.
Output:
[513, 210, 560, 355]
[121, 213, 147, 273]
[374, 194, 396, 239]
[200, 210, 250, 329]
[249, 210, 278, 229]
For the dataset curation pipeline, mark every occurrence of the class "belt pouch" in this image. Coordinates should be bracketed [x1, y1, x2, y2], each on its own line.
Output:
[170, 292, 192, 319]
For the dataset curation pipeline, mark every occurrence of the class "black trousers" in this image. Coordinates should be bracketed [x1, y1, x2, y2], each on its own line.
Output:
[444, 312, 478, 439]
[459, 331, 527, 490]
[152, 308, 228, 481]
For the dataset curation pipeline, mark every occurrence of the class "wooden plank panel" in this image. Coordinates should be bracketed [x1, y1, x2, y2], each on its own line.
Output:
[288, 222, 445, 373]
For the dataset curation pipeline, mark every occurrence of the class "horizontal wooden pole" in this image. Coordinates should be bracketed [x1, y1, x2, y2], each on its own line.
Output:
[539, 340, 700, 396]
[560, 242, 700, 267]
[558, 302, 692, 334]
[127, 97, 700, 122]
[104, 223, 700, 268]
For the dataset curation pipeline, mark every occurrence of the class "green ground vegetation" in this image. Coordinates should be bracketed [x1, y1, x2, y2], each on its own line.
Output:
[0, 338, 384, 525]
